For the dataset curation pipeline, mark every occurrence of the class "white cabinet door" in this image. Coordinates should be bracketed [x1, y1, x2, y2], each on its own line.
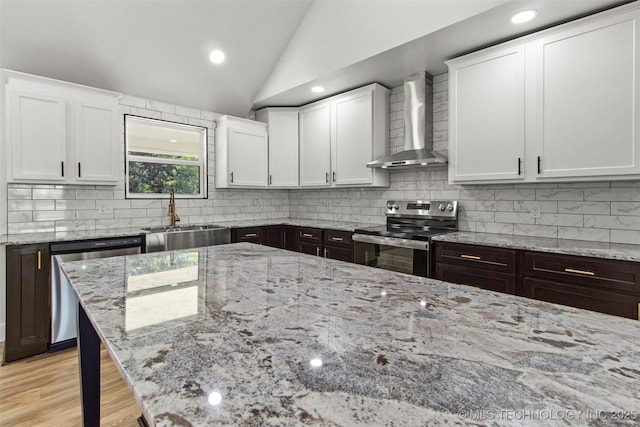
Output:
[533, 10, 640, 179]
[448, 45, 525, 183]
[7, 88, 67, 181]
[331, 89, 373, 185]
[227, 126, 268, 188]
[299, 102, 331, 187]
[74, 100, 120, 182]
[257, 108, 299, 187]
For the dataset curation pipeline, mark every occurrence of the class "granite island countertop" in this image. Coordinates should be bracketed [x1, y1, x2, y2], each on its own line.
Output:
[61, 243, 640, 426]
[432, 231, 640, 262]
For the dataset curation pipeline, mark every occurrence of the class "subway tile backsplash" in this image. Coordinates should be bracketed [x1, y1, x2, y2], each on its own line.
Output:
[6, 72, 640, 244]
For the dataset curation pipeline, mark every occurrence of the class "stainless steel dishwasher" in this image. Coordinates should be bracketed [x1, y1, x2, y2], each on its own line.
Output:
[50, 235, 144, 351]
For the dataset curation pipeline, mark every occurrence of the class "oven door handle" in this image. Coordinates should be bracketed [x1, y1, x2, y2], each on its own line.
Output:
[352, 234, 429, 250]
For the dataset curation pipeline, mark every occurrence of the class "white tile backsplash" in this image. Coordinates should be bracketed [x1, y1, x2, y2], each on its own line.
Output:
[6, 72, 640, 245]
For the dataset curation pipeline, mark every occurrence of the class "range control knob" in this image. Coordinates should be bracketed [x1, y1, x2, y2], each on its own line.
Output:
[392, 202, 399, 210]
[446, 203, 454, 212]
[438, 203, 446, 211]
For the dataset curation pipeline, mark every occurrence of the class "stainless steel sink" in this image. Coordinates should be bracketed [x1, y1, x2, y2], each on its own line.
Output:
[144, 224, 230, 252]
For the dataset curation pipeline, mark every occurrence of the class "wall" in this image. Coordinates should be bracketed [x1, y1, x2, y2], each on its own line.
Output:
[254, 0, 508, 103]
[6, 95, 290, 235]
[290, 73, 640, 245]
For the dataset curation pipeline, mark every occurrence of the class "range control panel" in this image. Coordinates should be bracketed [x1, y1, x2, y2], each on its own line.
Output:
[385, 200, 458, 218]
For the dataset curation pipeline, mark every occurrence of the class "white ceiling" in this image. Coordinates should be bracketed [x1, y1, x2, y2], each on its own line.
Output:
[0, 0, 632, 116]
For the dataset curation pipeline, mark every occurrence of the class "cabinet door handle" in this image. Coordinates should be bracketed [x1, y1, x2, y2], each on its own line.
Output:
[537, 156, 541, 174]
[78, 162, 81, 178]
[316, 247, 320, 256]
[517, 157, 521, 175]
[638, 303, 639, 321]
[330, 237, 344, 241]
[324, 248, 328, 257]
[302, 233, 313, 238]
[230, 172, 234, 183]
[244, 233, 257, 238]
[564, 268, 595, 276]
[269, 174, 272, 185]
[37, 250, 42, 270]
[333, 171, 336, 182]
[460, 254, 481, 260]
[61, 161, 65, 177]
[325, 172, 329, 183]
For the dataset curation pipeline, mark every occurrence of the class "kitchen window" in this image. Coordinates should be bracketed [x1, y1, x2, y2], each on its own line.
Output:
[125, 115, 207, 198]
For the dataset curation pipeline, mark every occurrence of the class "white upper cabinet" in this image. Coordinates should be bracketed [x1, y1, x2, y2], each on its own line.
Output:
[532, 9, 640, 180]
[448, 45, 525, 182]
[220, 84, 389, 189]
[5, 71, 121, 185]
[255, 108, 299, 188]
[300, 83, 389, 188]
[215, 115, 268, 188]
[7, 88, 67, 181]
[299, 102, 332, 187]
[447, 2, 640, 184]
[74, 100, 120, 182]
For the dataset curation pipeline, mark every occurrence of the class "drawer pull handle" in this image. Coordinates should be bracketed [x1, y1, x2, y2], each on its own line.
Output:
[244, 233, 257, 238]
[324, 248, 328, 257]
[37, 250, 42, 270]
[302, 233, 313, 238]
[316, 247, 320, 256]
[331, 237, 344, 241]
[461, 254, 481, 260]
[564, 268, 595, 276]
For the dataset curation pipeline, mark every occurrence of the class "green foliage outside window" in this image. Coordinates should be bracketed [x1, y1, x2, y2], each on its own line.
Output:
[128, 160, 200, 194]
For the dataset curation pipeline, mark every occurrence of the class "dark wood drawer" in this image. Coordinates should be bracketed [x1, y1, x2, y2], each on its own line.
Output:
[232, 227, 264, 244]
[435, 264, 515, 294]
[524, 251, 640, 295]
[434, 242, 516, 274]
[323, 229, 353, 247]
[298, 227, 322, 242]
[522, 277, 640, 320]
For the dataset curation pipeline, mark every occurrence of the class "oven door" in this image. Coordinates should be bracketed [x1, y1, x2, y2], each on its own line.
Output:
[352, 234, 430, 277]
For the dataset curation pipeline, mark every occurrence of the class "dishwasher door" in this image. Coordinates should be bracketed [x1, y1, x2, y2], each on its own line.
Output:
[51, 246, 141, 351]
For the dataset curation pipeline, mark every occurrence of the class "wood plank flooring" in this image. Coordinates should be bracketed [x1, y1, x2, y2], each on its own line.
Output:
[0, 342, 141, 426]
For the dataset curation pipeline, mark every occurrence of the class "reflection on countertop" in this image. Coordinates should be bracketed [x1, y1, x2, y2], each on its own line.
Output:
[62, 243, 640, 426]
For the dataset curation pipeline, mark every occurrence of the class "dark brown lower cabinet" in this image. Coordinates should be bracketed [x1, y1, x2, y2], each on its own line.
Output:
[521, 277, 640, 320]
[4, 244, 50, 363]
[323, 229, 354, 263]
[232, 224, 355, 263]
[520, 251, 640, 320]
[434, 242, 516, 294]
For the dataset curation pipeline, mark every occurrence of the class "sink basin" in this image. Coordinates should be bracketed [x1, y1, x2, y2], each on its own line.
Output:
[144, 224, 230, 252]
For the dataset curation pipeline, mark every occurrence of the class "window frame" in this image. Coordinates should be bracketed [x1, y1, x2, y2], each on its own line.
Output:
[124, 114, 208, 199]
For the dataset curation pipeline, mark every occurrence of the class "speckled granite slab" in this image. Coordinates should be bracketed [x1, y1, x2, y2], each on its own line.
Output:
[62, 243, 640, 426]
[433, 231, 640, 262]
[0, 219, 376, 246]
[214, 218, 377, 232]
[0, 227, 147, 246]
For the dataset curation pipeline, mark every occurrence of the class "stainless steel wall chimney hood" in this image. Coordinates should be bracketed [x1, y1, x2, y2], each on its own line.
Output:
[367, 71, 447, 169]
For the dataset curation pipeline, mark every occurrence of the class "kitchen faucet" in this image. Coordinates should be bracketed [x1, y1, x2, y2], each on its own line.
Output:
[168, 187, 180, 226]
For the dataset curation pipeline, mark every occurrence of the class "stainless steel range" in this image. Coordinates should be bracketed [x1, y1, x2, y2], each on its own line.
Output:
[353, 200, 458, 277]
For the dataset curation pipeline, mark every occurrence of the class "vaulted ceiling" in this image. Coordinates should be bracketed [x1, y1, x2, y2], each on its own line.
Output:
[0, 0, 629, 116]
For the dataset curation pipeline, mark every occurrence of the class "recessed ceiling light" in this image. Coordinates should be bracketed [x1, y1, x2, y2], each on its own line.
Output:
[511, 9, 537, 24]
[209, 49, 225, 64]
[170, 139, 178, 143]
[311, 86, 325, 93]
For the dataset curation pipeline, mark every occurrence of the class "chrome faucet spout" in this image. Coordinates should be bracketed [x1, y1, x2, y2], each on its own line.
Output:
[168, 187, 181, 226]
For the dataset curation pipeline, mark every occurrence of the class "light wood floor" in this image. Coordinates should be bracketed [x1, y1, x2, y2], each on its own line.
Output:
[0, 342, 141, 426]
